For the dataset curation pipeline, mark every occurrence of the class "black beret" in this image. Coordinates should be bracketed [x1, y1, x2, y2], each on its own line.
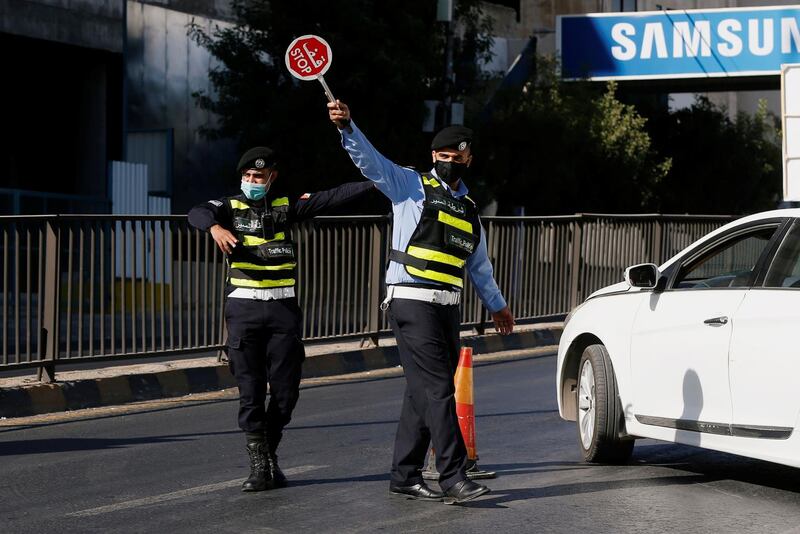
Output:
[237, 146, 277, 173]
[431, 125, 474, 151]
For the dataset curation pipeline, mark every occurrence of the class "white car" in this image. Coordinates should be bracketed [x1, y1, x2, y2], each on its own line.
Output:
[557, 208, 800, 466]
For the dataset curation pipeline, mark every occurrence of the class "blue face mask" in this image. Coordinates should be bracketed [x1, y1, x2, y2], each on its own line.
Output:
[241, 180, 269, 201]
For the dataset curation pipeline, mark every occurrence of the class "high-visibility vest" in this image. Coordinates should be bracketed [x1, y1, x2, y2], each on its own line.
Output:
[226, 195, 297, 289]
[389, 174, 481, 289]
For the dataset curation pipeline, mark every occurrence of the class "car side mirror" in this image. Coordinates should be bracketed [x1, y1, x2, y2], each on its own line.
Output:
[624, 263, 660, 289]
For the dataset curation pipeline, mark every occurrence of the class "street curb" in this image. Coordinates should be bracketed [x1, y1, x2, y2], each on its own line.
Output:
[0, 325, 561, 419]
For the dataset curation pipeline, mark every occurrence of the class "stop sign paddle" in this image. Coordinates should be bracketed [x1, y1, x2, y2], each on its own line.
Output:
[285, 35, 336, 102]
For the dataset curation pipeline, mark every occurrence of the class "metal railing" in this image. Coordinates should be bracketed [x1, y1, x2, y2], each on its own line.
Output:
[0, 213, 734, 380]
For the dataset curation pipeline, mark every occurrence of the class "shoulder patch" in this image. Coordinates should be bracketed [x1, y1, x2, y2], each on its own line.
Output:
[208, 200, 223, 207]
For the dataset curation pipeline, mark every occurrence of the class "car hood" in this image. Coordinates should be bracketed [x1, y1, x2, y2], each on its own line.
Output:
[586, 281, 631, 300]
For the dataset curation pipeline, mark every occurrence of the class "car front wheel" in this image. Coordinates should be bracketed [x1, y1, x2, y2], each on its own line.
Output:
[577, 344, 634, 463]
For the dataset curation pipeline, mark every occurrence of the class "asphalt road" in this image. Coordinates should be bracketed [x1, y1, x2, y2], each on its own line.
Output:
[2, 353, 800, 533]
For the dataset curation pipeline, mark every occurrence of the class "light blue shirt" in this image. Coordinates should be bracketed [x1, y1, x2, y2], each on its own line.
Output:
[340, 121, 507, 313]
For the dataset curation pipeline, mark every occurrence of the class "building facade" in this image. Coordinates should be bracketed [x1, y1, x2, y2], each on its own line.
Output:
[1, 0, 236, 214]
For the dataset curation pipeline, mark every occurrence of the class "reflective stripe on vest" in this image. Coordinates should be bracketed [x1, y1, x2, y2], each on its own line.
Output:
[227, 196, 296, 289]
[437, 211, 473, 234]
[230, 262, 297, 271]
[423, 176, 441, 188]
[230, 277, 296, 288]
[229, 199, 250, 210]
[241, 233, 287, 246]
[406, 245, 465, 268]
[392, 174, 481, 289]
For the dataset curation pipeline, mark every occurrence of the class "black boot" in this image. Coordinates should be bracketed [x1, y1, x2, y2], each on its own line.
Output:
[266, 447, 288, 488]
[242, 438, 273, 492]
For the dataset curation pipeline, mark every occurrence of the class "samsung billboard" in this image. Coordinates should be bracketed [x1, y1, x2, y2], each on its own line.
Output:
[557, 6, 800, 80]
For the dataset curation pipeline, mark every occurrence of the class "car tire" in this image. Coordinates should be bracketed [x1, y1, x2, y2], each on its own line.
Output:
[576, 344, 634, 464]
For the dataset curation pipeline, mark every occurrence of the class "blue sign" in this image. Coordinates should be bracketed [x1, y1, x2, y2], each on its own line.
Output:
[558, 6, 800, 80]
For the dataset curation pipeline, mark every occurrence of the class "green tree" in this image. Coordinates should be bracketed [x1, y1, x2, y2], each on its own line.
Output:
[189, 0, 494, 206]
[474, 59, 669, 214]
[646, 97, 781, 214]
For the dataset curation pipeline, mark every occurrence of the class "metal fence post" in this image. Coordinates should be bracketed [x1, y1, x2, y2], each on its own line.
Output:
[217, 320, 228, 363]
[364, 221, 383, 347]
[653, 217, 664, 265]
[474, 256, 492, 336]
[38, 218, 59, 382]
[474, 220, 497, 336]
[568, 217, 583, 310]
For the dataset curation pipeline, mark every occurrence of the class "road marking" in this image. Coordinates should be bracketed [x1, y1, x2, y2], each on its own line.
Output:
[697, 482, 743, 499]
[67, 465, 327, 517]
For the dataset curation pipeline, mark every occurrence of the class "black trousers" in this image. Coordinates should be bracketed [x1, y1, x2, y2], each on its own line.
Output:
[224, 296, 305, 448]
[387, 298, 467, 492]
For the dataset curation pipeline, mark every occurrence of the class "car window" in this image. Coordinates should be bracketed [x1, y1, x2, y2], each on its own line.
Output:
[764, 221, 800, 288]
[673, 226, 778, 290]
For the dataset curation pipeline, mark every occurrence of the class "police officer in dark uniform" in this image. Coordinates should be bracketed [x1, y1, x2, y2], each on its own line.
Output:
[328, 102, 515, 505]
[188, 147, 373, 492]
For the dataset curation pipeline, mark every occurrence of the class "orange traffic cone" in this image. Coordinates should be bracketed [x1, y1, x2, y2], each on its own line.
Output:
[422, 347, 496, 481]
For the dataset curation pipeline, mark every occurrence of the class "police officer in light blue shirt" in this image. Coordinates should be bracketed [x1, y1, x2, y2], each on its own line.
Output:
[328, 100, 514, 505]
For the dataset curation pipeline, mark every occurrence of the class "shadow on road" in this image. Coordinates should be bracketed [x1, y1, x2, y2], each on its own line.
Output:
[0, 430, 240, 456]
[485, 460, 590, 476]
[297, 352, 556, 392]
[289, 419, 397, 431]
[285, 462, 589, 491]
[0, 397, 238, 435]
[288, 472, 389, 486]
[462, 473, 715, 508]
[289, 409, 559, 432]
[468, 444, 800, 509]
[476, 409, 559, 418]
[630, 443, 800, 496]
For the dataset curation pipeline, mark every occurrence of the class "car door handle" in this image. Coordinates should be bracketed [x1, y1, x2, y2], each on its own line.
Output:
[703, 316, 729, 325]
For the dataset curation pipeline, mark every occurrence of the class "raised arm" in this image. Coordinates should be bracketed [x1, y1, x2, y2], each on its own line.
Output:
[290, 181, 375, 222]
[328, 100, 419, 202]
[466, 223, 515, 335]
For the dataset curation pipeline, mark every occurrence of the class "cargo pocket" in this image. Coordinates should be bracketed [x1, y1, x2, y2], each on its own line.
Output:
[225, 335, 242, 374]
[295, 335, 306, 364]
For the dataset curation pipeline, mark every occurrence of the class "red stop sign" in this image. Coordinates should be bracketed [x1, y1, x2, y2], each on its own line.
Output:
[285, 35, 332, 81]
